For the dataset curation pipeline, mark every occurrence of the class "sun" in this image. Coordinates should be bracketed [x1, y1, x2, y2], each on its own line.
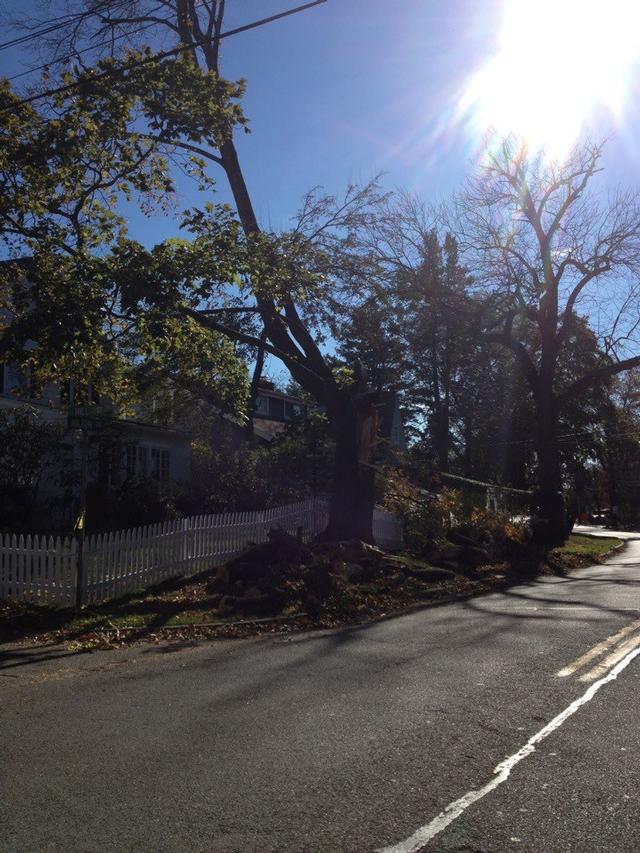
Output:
[459, 0, 640, 156]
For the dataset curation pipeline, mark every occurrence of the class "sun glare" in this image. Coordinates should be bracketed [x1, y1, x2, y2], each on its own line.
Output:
[460, 0, 640, 157]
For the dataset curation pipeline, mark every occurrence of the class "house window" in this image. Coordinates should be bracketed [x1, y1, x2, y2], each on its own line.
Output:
[98, 445, 121, 487]
[268, 396, 285, 419]
[284, 401, 303, 419]
[6, 363, 27, 395]
[255, 395, 268, 415]
[151, 448, 170, 481]
[125, 445, 148, 479]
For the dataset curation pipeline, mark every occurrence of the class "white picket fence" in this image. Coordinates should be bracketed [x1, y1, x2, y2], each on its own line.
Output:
[0, 500, 403, 607]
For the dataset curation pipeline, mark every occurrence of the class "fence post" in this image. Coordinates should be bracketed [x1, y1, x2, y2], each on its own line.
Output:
[1, 499, 402, 605]
[181, 517, 189, 568]
[74, 428, 89, 612]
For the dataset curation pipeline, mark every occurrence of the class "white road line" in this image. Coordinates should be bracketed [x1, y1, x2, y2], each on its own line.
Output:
[556, 617, 640, 677]
[579, 629, 640, 682]
[377, 645, 640, 853]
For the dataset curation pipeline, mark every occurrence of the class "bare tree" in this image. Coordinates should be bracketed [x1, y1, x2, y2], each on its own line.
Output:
[455, 138, 640, 542]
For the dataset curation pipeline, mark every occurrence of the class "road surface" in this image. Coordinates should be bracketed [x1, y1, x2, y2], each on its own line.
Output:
[2, 529, 640, 852]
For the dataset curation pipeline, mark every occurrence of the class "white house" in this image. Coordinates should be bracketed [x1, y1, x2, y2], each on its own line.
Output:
[0, 363, 192, 491]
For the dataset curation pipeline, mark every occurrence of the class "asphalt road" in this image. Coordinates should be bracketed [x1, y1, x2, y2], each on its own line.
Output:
[2, 528, 640, 853]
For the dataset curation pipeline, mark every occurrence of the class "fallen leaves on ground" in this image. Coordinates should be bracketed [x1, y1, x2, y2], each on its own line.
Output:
[0, 532, 623, 652]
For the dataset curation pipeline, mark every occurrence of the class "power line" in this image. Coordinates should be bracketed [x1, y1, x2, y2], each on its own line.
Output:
[8, 11, 168, 83]
[0, 0, 328, 114]
[0, 0, 129, 52]
[438, 471, 533, 495]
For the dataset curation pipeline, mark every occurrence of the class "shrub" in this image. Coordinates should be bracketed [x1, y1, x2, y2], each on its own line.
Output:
[86, 478, 189, 531]
[464, 506, 526, 555]
[382, 467, 462, 554]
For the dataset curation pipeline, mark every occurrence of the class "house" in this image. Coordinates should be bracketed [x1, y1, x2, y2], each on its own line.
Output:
[252, 380, 406, 460]
[252, 380, 306, 441]
[0, 259, 192, 492]
[0, 363, 192, 494]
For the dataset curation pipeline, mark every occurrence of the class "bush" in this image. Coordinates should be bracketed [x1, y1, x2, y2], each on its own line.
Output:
[460, 506, 526, 556]
[383, 466, 527, 559]
[0, 406, 66, 533]
[87, 478, 190, 531]
[382, 467, 462, 554]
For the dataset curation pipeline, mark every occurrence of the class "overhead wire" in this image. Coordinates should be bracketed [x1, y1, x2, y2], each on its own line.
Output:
[0, 0, 328, 114]
[8, 9, 169, 82]
[0, 0, 131, 52]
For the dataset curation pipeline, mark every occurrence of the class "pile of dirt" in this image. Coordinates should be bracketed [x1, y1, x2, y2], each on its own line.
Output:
[0, 528, 511, 650]
[207, 528, 473, 621]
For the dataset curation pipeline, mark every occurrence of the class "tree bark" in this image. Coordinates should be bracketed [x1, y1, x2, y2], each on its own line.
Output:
[217, 134, 378, 542]
[323, 393, 376, 542]
[201, 6, 377, 542]
[245, 330, 266, 435]
[535, 390, 567, 545]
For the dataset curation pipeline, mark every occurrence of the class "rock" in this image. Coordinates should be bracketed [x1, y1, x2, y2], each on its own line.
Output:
[381, 559, 409, 574]
[206, 573, 226, 594]
[222, 527, 312, 590]
[436, 559, 463, 573]
[459, 546, 492, 568]
[225, 557, 270, 588]
[218, 594, 237, 615]
[267, 527, 314, 565]
[430, 544, 462, 564]
[238, 592, 272, 614]
[304, 594, 322, 619]
[243, 586, 262, 599]
[448, 530, 480, 548]
[478, 529, 495, 548]
[405, 565, 456, 582]
[341, 562, 374, 584]
[338, 539, 385, 563]
[240, 584, 289, 613]
[303, 563, 334, 599]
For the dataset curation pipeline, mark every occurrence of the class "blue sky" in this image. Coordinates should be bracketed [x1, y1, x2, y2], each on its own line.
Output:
[3, 0, 639, 247]
[2, 0, 640, 386]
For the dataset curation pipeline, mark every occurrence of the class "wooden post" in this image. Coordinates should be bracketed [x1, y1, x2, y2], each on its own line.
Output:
[74, 428, 88, 613]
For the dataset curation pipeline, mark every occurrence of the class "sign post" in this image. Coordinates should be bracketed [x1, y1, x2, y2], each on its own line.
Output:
[68, 405, 103, 612]
[74, 428, 88, 612]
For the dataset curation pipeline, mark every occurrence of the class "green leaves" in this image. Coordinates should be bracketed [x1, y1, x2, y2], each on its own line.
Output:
[0, 51, 256, 413]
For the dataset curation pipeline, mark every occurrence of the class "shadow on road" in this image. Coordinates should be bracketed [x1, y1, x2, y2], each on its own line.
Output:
[0, 644, 81, 671]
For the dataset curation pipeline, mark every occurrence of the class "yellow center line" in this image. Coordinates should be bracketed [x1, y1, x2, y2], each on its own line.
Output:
[579, 629, 640, 682]
[556, 618, 640, 678]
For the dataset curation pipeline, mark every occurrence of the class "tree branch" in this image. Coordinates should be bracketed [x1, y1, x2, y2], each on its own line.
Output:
[560, 354, 640, 402]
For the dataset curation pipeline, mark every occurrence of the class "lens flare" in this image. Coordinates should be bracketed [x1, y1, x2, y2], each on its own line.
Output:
[459, 0, 640, 156]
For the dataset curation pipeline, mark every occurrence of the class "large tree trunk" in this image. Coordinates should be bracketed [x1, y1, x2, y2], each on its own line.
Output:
[323, 394, 377, 542]
[535, 392, 567, 545]
[431, 402, 449, 474]
[430, 340, 449, 473]
[219, 113, 379, 543]
[245, 330, 267, 436]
